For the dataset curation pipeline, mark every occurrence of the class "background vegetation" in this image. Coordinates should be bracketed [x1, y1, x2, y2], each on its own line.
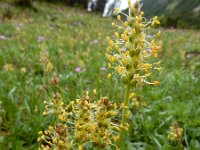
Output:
[3, 0, 200, 28]
[0, 1, 200, 149]
[142, 0, 200, 29]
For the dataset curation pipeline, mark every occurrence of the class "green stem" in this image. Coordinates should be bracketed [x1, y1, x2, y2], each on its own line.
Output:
[119, 84, 130, 149]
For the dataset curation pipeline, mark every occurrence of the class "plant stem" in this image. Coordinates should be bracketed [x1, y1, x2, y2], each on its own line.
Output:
[119, 84, 130, 149]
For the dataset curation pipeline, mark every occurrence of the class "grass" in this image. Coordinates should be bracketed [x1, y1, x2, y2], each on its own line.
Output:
[0, 1, 200, 149]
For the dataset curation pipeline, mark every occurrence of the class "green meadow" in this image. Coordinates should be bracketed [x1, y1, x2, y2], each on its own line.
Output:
[0, 1, 199, 149]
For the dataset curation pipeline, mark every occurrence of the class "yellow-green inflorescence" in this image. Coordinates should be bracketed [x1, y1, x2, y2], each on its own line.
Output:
[105, 0, 161, 148]
[38, 91, 126, 150]
[38, 1, 162, 149]
[106, 0, 161, 86]
[168, 122, 183, 145]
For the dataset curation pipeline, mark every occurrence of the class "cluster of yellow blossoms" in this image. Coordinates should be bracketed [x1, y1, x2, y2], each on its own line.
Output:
[106, 1, 162, 148]
[106, 0, 161, 87]
[38, 1, 162, 149]
[38, 91, 128, 150]
[168, 122, 183, 142]
[39, 47, 54, 73]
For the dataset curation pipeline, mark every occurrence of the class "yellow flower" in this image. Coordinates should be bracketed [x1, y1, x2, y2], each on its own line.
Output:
[153, 81, 160, 86]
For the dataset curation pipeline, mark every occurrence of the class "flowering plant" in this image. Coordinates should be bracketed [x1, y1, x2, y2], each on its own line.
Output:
[106, 0, 161, 148]
[38, 0, 161, 149]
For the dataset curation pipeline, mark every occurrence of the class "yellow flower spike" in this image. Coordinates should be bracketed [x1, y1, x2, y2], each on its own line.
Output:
[153, 81, 160, 86]
[39, 1, 162, 149]
[168, 122, 183, 142]
[45, 61, 54, 73]
[117, 15, 121, 22]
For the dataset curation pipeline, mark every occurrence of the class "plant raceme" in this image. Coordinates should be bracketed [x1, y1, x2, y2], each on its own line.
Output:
[38, 0, 162, 149]
[106, 0, 161, 148]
